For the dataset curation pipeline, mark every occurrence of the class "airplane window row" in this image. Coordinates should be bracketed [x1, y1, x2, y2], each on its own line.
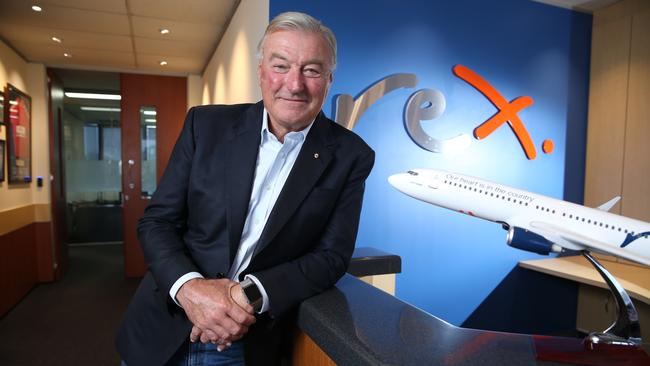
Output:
[533, 204, 634, 234]
[444, 180, 529, 206]
[444, 179, 643, 237]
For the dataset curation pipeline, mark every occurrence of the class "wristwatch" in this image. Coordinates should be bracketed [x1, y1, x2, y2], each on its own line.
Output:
[240, 278, 262, 312]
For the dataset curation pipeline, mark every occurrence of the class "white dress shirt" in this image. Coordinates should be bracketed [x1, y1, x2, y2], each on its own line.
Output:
[169, 109, 314, 313]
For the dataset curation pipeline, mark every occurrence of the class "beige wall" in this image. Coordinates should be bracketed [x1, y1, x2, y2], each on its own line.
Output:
[580, 0, 650, 326]
[187, 74, 203, 109]
[0, 40, 50, 222]
[584, 0, 650, 223]
[27, 63, 50, 206]
[201, 0, 268, 105]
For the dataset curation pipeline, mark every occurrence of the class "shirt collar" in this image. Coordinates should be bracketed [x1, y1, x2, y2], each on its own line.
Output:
[261, 108, 316, 143]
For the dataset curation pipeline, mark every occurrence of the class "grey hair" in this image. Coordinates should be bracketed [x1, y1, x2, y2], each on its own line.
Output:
[257, 12, 337, 72]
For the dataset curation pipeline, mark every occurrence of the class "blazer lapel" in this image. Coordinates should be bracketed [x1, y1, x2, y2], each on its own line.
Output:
[255, 112, 335, 255]
[226, 102, 263, 264]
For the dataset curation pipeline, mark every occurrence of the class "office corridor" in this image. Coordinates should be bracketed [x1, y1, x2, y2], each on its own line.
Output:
[0, 244, 140, 366]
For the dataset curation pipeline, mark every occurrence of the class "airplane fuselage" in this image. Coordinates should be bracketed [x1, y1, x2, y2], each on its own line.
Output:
[388, 169, 650, 265]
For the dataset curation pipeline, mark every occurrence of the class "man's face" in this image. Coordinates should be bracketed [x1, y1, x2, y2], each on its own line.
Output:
[258, 30, 333, 133]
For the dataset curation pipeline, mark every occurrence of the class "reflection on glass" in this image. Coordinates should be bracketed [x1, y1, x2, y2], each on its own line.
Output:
[65, 111, 121, 204]
[83, 124, 100, 159]
[140, 106, 156, 197]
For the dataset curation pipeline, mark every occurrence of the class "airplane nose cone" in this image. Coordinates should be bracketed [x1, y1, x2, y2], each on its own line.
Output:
[388, 173, 407, 191]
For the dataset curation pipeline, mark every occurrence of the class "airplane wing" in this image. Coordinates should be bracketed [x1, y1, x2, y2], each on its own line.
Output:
[530, 221, 650, 267]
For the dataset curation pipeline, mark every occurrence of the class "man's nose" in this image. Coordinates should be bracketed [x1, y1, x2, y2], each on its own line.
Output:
[285, 68, 305, 94]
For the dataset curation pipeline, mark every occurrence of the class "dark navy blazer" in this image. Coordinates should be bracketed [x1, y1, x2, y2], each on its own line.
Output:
[116, 102, 375, 366]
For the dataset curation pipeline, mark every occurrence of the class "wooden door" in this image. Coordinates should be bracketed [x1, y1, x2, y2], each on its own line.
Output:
[120, 74, 187, 277]
[47, 69, 68, 280]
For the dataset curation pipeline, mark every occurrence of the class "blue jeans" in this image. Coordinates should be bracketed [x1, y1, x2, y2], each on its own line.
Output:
[171, 341, 245, 366]
[121, 340, 245, 366]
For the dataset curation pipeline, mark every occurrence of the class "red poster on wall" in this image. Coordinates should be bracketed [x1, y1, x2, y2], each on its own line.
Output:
[5, 84, 31, 184]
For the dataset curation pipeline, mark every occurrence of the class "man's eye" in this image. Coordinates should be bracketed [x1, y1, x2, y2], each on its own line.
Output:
[272, 65, 289, 72]
[303, 68, 321, 78]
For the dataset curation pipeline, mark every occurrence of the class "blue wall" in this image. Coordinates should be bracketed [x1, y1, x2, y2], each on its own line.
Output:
[270, 0, 591, 326]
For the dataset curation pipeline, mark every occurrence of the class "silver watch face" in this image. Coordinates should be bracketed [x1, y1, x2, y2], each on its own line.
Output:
[241, 281, 254, 296]
[241, 280, 262, 311]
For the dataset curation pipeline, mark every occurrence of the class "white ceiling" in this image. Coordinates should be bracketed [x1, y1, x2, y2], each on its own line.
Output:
[0, 0, 619, 78]
[0, 0, 240, 76]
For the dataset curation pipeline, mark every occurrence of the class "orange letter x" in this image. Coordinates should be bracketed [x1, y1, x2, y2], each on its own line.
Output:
[453, 64, 537, 160]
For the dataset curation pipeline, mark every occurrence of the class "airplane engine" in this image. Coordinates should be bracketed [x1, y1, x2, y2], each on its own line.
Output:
[506, 227, 555, 255]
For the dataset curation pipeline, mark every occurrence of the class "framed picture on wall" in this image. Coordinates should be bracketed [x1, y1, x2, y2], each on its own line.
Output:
[0, 85, 5, 124]
[0, 140, 5, 182]
[5, 84, 32, 184]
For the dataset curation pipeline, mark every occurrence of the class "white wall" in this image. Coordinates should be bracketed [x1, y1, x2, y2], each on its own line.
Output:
[201, 0, 269, 105]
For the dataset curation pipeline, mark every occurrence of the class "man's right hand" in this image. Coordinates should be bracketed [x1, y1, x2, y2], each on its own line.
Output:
[176, 278, 256, 345]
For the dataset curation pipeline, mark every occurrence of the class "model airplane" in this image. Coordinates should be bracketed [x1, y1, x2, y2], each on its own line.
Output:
[388, 169, 650, 267]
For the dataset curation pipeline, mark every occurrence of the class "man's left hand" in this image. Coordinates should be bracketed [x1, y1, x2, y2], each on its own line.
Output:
[189, 283, 253, 351]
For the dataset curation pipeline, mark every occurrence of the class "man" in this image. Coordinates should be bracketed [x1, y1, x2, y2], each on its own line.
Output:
[116, 11, 374, 366]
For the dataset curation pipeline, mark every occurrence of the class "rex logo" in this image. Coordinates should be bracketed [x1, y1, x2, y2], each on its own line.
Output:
[452, 64, 554, 160]
[334, 64, 553, 160]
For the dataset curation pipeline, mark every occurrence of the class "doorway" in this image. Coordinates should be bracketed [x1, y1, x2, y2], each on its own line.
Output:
[48, 68, 187, 278]
[53, 69, 124, 246]
[120, 73, 187, 277]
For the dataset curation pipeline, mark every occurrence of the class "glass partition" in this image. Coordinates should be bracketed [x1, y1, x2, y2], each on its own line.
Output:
[65, 113, 121, 204]
[61, 75, 123, 243]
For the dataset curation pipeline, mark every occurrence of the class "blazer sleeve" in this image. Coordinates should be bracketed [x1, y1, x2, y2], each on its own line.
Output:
[137, 107, 200, 295]
[252, 145, 375, 317]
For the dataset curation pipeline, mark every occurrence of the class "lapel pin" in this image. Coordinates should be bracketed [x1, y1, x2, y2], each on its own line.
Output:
[313, 153, 319, 159]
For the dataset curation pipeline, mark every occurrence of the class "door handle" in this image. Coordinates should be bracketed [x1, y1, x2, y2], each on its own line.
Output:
[127, 159, 135, 190]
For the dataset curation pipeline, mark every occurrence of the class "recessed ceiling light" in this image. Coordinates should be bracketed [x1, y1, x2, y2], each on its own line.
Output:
[159, 28, 170, 35]
[65, 92, 121, 100]
[32, 5, 42, 12]
[52, 36, 62, 43]
[63, 52, 72, 58]
[159, 60, 168, 66]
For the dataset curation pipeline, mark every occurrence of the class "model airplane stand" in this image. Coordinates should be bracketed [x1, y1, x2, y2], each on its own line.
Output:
[489, 244, 650, 366]
[532, 251, 650, 366]
[581, 251, 642, 346]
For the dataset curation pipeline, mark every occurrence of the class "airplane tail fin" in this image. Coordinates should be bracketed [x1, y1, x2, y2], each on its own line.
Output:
[597, 196, 621, 212]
